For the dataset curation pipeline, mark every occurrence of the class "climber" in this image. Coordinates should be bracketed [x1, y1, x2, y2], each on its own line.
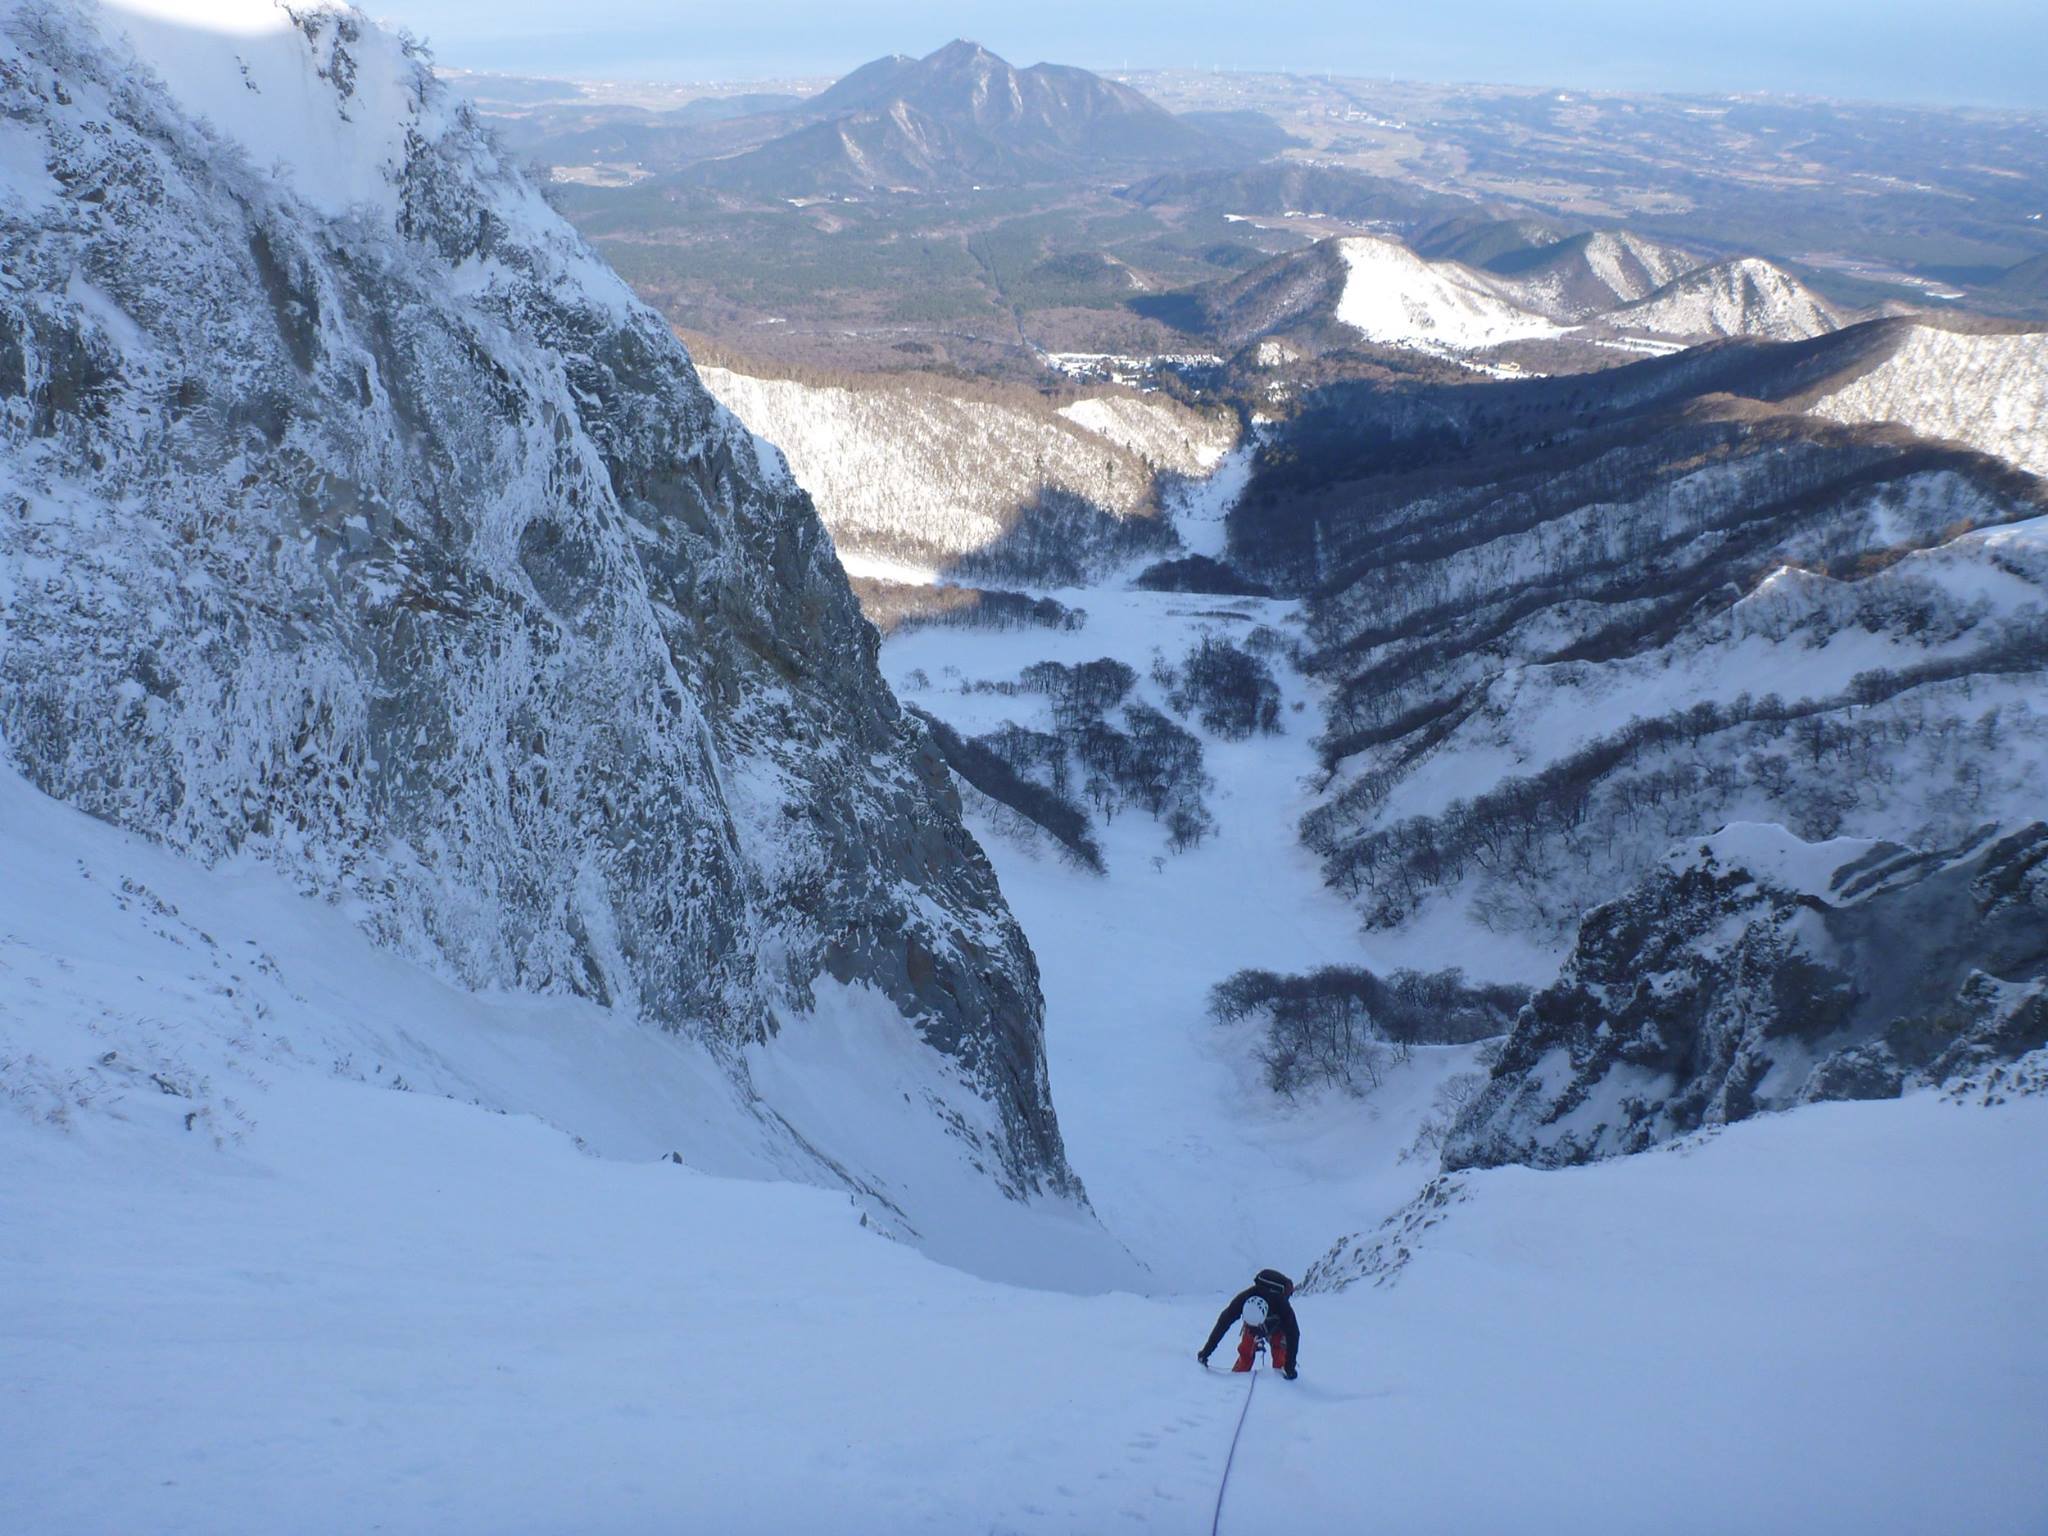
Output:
[1197, 1268, 1300, 1379]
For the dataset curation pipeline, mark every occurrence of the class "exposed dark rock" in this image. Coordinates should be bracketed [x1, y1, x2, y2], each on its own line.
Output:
[1445, 824, 2048, 1170]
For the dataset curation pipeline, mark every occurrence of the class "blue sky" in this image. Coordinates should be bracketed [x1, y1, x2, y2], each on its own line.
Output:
[381, 1, 2048, 108]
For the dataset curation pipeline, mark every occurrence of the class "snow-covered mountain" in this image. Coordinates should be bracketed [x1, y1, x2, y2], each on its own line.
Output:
[1329, 236, 1565, 350]
[1191, 235, 1556, 355]
[1191, 233, 1840, 360]
[1228, 323, 2048, 987]
[0, 0, 1089, 1238]
[1803, 319, 2048, 478]
[6, 10, 2044, 1528]
[700, 364, 1235, 583]
[1402, 216, 1709, 321]
[1483, 227, 1703, 320]
[1605, 255, 1839, 341]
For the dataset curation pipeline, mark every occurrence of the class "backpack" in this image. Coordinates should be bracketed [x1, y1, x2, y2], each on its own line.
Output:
[1252, 1268, 1295, 1305]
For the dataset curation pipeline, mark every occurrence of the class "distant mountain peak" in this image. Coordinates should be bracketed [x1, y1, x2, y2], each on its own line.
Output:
[715, 38, 1244, 194]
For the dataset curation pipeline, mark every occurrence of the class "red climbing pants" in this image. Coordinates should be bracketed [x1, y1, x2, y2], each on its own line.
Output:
[1232, 1326, 1257, 1371]
[1232, 1324, 1290, 1372]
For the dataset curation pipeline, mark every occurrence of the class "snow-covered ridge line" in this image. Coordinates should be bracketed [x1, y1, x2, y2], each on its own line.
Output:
[1212, 231, 1844, 361]
[1607, 256, 1839, 342]
[0, 0, 1087, 1234]
[1331, 236, 1564, 351]
[700, 363, 1237, 582]
[1806, 322, 2048, 479]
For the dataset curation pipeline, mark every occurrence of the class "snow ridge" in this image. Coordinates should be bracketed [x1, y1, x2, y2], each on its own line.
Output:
[1332, 235, 1563, 351]
[1607, 256, 1839, 341]
[1807, 322, 2048, 479]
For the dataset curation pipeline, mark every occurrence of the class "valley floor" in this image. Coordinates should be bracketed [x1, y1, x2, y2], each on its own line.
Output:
[886, 588, 1471, 1289]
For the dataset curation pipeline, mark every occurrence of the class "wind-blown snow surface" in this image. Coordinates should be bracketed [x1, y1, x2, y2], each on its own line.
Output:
[6, 768, 2043, 1533]
[1808, 323, 2048, 479]
[1332, 236, 1562, 351]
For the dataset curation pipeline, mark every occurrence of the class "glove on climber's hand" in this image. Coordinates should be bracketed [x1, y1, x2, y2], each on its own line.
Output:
[1282, 1366, 1298, 1380]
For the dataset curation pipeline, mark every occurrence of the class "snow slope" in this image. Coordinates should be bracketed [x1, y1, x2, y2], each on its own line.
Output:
[1287, 1094, 2047, 1535]
[1575, 228, 1697, 305]
[1807, 322, 2048, 479]
[885, 586, 1484, 1284]
[1490, 228, 1704, 321]
[1606, 256, 1840, 341]
[7, 361, 2043, 1536]
[8, 875, 2042, 1535]
[0, 763, 1135, 1288]
[1332, 235, 1563, 350]
[1365, 512, 2048, 837]
[701, 366, 1231, 579]
[1056, 392, 1235, 473]
[91, 0, 436, 219]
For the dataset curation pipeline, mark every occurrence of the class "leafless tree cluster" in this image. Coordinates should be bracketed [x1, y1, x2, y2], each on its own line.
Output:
[911, 708, 1104, 873]
[1210, 964, 1525, 1100]
[971, 659, 1216, 853]
[851, 578, 1084, 637]
[1165, 635, 1283, 740]
[1308, 639, 2047, 931]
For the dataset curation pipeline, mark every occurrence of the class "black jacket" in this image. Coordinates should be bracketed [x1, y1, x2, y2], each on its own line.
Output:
[1201, 1269, 1300, 1365]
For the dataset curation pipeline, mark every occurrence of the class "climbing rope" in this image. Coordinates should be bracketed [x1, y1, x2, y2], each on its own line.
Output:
[1208, 1346, 1260, 1536]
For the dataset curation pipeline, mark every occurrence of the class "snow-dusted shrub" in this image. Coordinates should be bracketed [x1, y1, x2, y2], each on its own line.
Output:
[1168, 635, 1283, 739]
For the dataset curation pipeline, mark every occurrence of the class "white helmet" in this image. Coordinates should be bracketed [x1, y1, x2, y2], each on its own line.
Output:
[1242, 1295, 1270, 1328]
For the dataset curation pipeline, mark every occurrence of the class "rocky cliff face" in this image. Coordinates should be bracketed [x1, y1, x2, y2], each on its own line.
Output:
[0, 0, 1075, 1202]
[1444, 823, 2048, 1170]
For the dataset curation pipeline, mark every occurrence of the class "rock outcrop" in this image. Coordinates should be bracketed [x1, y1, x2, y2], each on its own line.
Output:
[1445, 823, 2048, 1169]
[0, 0, 1077, 1203]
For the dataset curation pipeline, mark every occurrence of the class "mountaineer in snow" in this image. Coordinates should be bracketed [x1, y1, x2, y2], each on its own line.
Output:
[1197, 1268, 1300, 1378]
